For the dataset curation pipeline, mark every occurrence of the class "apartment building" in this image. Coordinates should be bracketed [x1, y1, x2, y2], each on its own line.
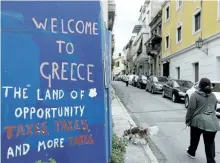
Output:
[161, 0, 220, 82]
[125, 0, 163, 76]
[145, 9, 162, 76]
[113, 53, 126, 76]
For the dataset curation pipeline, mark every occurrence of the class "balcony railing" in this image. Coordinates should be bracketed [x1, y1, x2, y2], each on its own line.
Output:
[146, 43, 161, 56]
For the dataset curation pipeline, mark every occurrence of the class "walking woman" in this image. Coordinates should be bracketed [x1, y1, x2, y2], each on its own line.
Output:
[125, 74, 129, 87]
[186, 78, 220, 163]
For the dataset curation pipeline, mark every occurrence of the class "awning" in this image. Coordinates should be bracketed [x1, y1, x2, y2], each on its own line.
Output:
[132, 25, 142, 33]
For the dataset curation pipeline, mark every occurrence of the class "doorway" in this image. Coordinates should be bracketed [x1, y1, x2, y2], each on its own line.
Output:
[193, 62, 199, 82]
[176, 67, 180, 79]
[163, 62, 170, 77]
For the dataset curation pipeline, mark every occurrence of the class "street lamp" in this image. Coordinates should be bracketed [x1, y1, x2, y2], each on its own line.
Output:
[195, 37, 203, 49]
[195, 37, 208, 55]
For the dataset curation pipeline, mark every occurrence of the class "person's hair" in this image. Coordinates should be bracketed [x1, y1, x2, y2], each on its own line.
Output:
[199, 78, 212, 94]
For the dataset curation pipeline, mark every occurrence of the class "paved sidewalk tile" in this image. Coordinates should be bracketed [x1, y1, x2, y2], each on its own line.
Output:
[111, 90, 151, 163]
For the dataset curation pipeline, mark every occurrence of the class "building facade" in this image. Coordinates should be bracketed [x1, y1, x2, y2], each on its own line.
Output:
[112, 53, 126, 76]
[145, 9, 162, 76]
[161, 0, 220, 82]
[102, 0, 116, 77]
[125, 0, 163, 76]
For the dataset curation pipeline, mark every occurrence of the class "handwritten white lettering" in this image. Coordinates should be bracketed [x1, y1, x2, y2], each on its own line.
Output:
[32, 17, 98, 35]
[40, 62, 94, 88]
[2, 86, 28, 99]
[14, 105, 85, 120]
[37, 138, 64, 152]
[7, 144, 30, 159]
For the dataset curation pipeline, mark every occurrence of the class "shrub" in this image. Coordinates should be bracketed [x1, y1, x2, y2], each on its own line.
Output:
[109, 133, 127, 163]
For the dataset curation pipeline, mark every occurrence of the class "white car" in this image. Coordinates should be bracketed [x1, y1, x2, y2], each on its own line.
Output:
[185, 81, 220, 117]
[128, 75, 135, 85]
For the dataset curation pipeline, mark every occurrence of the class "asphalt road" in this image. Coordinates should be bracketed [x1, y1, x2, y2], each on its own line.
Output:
[112, 81, 220, 163]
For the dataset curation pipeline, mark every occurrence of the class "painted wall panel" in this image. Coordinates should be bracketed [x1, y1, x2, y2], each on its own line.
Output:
[1, 1, 107, 163]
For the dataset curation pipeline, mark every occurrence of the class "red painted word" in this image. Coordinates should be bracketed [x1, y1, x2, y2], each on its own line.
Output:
[4, 122, 48, 139]
[68, 135, 94, 145]
[55, 120, 88, 132]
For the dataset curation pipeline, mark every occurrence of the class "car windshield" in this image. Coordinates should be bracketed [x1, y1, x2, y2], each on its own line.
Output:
[212, 83, 220, 92]
[173, 80, 193, 88]
[154, 77, 168, 82]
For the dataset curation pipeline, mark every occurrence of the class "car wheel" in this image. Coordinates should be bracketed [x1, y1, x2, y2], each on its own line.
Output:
[151, 87, 154, 94]
[185, 96, 189, 108]
[162, 90, 165, 98]
[172, 94, 177, 103]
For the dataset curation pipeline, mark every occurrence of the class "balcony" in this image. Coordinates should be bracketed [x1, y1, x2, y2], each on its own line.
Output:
[132, 25, 142, 34]
[126, 32, 149, 63]
[146, 43, 160, 57]
[145, 34, 162, 57]
[108, 0, 116, 31]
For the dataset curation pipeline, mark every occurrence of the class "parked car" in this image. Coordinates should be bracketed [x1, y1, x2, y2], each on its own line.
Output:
[114, 74, 120, 81]
[132, 75, 139, 87]
[121, 75, 125, 82]
[162, 79, 194, 103]
[128, 75, 135, 85]
[137, 75, 148, 89]
[146, 76, 168, 94]
[185, 81, 220, 117]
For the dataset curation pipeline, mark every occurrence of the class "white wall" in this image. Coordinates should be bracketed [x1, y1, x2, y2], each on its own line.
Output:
[113, 56, 125, 75]
[169, 37, 220, 82]
[101, 0, 108, 28]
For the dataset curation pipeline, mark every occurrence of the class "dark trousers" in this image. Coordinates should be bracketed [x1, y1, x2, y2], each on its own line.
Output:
[126, 81, 128, 87]
[188, 126, 216, 163]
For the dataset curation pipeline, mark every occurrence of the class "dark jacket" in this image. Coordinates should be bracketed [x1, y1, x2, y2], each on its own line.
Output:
[185, 90, 220, 132]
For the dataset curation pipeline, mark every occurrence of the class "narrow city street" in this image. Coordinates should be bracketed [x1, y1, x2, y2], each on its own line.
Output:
[113, 81, 220, 163]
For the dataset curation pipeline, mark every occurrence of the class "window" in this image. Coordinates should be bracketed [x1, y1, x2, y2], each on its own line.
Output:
[173, 80, 193, 88]
[158, 25, 162, 35]
[176, 24, 182, 43]
[142, 17, 146, 23]
[165, 4, 170, 21]
[116, 61, 120, 67]
[165, 34, 169, 49]
[193, 10, 201, 33]
[212, 83, 220, 92]
[218, 0, 220, 21]
[193, 62, 199, 82]
[154, 77, 168, 82]
[176, 67, 180, 79]
[177, 0, 183, 10]
[147, 11, 150, 22]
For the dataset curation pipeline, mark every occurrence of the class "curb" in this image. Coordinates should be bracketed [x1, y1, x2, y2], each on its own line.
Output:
[112, 88, 159, 163]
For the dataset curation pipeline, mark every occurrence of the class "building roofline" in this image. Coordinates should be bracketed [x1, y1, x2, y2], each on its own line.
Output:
[161, 0, 169, 8]
[149, 10, 162, 27]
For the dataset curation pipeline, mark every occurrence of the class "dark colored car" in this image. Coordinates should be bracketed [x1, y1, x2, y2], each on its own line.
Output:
[162, 79, 194, 103]
[132, 75, 139, 87]
[137, 75, 148, 89]
[146, 76, 168, 94]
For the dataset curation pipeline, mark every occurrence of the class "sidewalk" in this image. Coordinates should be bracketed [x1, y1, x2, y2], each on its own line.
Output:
[111, 88, 158, 163]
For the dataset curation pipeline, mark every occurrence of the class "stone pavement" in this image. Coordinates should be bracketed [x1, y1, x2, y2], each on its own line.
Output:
[111, 88, 158, 163]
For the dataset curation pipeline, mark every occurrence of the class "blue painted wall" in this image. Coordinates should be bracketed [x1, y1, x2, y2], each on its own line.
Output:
[107, 30, 113, 156]
[1, 1, 108, 163]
